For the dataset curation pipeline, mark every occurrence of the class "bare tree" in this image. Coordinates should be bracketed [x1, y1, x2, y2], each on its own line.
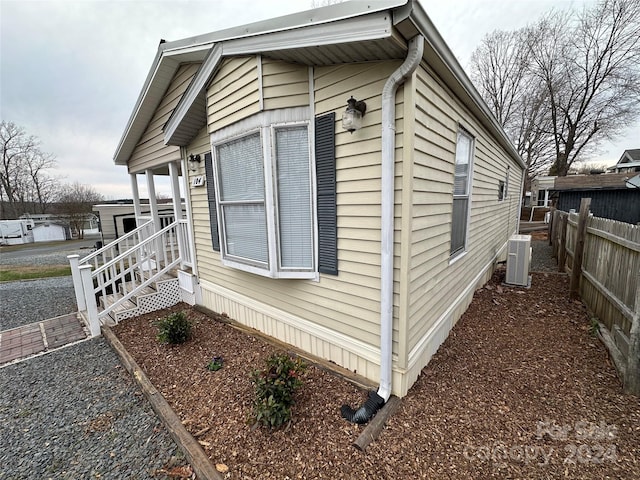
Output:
[529, 0, 640, 175]
[471, 29, 556, 191]
[568, 161, 611, 174]
[0, 121, 59, 218]
[57, 182, 103, 238]
[470, 0, 640, 178]
[25, 150, 58, 214]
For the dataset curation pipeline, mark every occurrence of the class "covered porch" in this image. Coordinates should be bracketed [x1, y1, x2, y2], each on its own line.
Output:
[68, 159, 200, 336]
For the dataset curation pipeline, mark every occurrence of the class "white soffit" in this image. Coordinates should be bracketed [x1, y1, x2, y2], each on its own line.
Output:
[113, 43, 210, 165]
[164, 11, 399, 146]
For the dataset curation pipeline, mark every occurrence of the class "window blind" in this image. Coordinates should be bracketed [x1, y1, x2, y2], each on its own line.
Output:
[275, 126, 312, 269]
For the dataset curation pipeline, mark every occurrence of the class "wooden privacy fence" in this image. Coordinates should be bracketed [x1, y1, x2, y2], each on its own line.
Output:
[549, 199, 640, 394]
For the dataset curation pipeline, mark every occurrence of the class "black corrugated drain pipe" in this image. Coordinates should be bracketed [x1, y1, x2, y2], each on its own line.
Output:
[340, 390, 385, 424]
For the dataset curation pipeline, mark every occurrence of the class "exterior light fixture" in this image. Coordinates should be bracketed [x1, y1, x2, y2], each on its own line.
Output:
[342, 96, 366, 133]
[188, 153, 201, 172]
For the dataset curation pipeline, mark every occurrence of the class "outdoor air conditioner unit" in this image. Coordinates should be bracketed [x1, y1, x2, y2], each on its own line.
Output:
[505, 234, 531, 287]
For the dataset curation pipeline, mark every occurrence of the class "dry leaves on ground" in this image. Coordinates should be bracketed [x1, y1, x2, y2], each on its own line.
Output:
[112, 270, 640, 479]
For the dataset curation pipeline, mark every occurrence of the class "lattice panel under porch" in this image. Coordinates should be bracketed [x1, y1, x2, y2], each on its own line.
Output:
[114, 279, 181, 322]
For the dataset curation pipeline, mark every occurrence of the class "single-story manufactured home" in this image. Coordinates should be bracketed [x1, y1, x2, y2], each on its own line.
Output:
[0, 219, 34, 245]
[72, 0, 525, 400]
[607, 149, 640, 174]
[531, 175, 556, 207]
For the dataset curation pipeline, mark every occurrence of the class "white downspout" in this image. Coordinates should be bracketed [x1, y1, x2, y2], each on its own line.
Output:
[378, 35, 424, 402]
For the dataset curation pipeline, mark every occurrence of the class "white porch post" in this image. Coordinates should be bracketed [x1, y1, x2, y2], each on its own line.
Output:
[67, 254, 86, 311]
[168, 160, 185, 265]
[145, 168, 165, 265]
[181, 149, 198, 276]
[79, 264, 101, 336]
[145, 169, 160, 230]
[543, 189, 550, 207]
[130, 173, 142, 220]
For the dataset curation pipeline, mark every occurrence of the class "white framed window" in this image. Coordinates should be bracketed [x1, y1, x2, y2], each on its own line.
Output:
[211, 108, 315, 279]
[451, 127, 474, 258]
[499, 166, 510, 201]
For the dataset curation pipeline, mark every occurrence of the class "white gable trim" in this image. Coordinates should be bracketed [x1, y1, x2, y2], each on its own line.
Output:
[163, 11, 393, 146]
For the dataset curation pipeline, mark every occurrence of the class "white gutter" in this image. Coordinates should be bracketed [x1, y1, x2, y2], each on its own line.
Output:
[378, 34, 424, 402]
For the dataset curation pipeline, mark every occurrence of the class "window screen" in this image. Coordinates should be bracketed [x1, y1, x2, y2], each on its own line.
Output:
[275, 126, 312, 269]
[451, 129, 473, 257]
[217, 132, 268, 265]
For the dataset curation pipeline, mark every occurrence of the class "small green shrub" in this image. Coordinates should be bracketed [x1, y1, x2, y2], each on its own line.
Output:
[156, 311, 192, 344]
[249, 353, 306, 429]
[206, 356, 224, 371]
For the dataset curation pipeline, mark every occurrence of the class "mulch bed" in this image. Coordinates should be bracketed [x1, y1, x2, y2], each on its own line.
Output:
[112, 270, 640, 479]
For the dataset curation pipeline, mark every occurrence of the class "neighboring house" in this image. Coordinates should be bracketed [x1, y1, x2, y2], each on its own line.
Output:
[19, 213, 100, 237]
[607, 149, 640, 173]
[80, 0, 525, 398]
[531, 175, 557, 207]
[32, 222, 71, 242]
[553, 173, 640, 224]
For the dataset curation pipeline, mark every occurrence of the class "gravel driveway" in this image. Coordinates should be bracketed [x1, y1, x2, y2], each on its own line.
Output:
[1, 240, 185, 478]
[0, 277, 77, 331]
[0, 338, 181, 479]
[0, 239, 94, 330]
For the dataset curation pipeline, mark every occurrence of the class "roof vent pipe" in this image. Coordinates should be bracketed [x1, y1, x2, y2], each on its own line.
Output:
[377, 34, 424, 403]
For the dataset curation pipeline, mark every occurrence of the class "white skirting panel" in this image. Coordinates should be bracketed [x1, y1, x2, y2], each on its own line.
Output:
[199, 279, 382, 384]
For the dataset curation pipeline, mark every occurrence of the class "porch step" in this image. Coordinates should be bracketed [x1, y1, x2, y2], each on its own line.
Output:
[100, 293, 138, 323]
[135, 271, 177, 285]
[95, 270, 184, 325]
[118, 281, 156, 298]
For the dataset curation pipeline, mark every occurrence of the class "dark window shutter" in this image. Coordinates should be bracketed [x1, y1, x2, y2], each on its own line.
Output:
[204, 152, 220, 251]
[315, 113, 337, 275]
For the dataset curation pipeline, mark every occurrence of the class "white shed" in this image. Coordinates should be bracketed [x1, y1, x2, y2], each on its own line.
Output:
[32, 223, 71, 242]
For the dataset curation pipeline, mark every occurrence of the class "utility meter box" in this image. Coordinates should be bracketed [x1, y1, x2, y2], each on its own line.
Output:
[505, 234, 531, 287]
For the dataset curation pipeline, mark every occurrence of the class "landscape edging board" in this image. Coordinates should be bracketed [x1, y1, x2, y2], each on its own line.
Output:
[102, 326, 223, 480]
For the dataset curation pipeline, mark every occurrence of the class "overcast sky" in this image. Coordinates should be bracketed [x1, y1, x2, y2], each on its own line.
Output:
[1, 0, 638, 199]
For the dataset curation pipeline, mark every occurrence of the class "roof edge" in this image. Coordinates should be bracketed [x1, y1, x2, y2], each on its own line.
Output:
[164, 11, 395, 146]
[114, 0, 408, 165]
[113, 43, 167, 165]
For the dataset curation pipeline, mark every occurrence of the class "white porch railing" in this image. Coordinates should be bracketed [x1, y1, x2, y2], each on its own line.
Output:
[81, 219, 155, 271]
[68, 218, 193, 336]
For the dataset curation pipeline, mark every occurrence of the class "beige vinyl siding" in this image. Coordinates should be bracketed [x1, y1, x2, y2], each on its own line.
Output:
[407, 63, 523, 353]
[186, 126, 212, 262]
[207, 57, 260, 132]
[191, 60, 403, 362]
[261, 58, 309, 110]
[129, 63, 200, 173]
